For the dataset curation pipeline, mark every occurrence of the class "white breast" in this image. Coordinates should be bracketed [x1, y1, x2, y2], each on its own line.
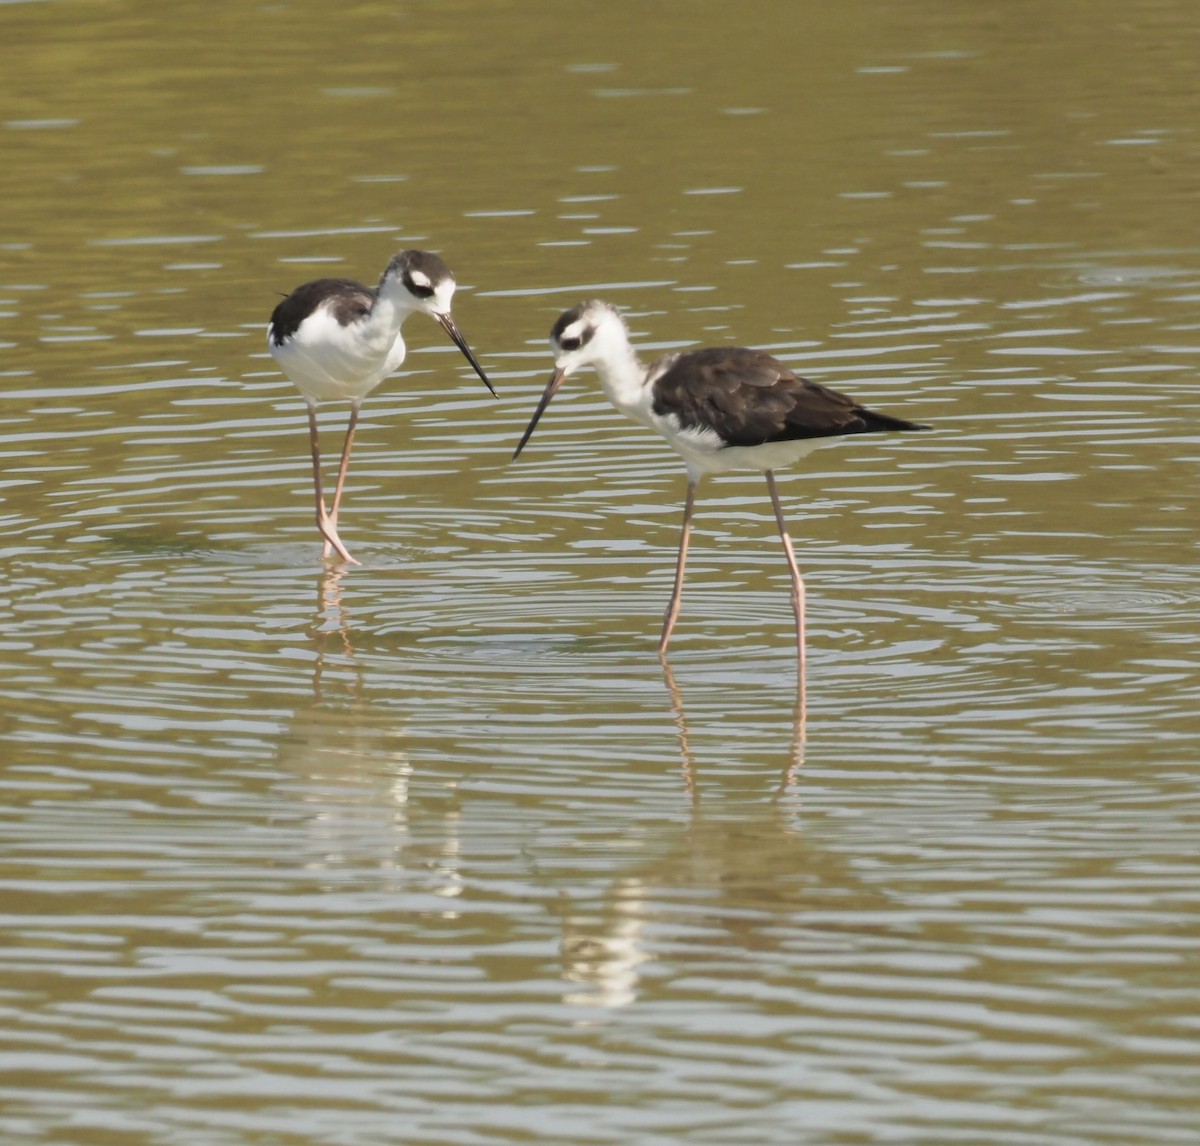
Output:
[270, 307, 406, 404]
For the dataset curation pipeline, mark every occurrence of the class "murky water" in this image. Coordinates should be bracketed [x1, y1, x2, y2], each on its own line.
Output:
[3, 0, 1199, 1143]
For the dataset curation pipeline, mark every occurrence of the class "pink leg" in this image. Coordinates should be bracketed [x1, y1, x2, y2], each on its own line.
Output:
[322, 402, 361, 560]
[307, 404, 359, 565]
[765, 470, 806, 690]
[658, 479, 697, 657]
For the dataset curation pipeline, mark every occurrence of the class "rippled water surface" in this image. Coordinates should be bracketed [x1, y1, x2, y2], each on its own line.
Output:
[3, 0, 1200, 1143]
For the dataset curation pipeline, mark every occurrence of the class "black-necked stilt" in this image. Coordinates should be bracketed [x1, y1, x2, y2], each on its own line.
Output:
[512, 300, 928, 664]
[268, 249, 496, 564]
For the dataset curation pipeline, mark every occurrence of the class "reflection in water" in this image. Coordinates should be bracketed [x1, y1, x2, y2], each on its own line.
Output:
[5, 0, 1200, 1138]
[273, 571, 437, 888]
[561, 877, 649, 1008]
[662, 656, 805, 800]
[309, 566, 357, 676]
[558, 660, 807, 1008]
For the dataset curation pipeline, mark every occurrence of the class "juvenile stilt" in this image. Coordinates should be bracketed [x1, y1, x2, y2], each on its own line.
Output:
[511, 299, 928, 665]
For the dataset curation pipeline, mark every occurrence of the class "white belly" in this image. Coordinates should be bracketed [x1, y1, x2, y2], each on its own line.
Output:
[652, 414, 832, 477]
[269, 310, 406, 404]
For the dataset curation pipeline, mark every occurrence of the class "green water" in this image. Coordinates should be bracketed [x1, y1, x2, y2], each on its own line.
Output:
[2, 1, 1199, 1143]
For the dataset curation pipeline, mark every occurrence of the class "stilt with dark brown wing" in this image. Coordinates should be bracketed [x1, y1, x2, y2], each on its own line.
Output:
[512, 300, 928, 681]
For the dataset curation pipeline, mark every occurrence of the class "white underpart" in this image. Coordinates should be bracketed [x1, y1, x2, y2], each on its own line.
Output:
[268, 271, 457, 406]
[270, 304, 408, 404]
[659, 417, 829, 479]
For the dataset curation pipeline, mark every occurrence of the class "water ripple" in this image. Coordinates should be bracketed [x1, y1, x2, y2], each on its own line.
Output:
[4, 13, 1200, 1142]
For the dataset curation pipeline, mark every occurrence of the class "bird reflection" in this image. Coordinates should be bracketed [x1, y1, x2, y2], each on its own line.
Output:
[660, 656, 805, 800]
[271, 569, 424, 887]
[556, 658, 809, 1009]
[309, 566, 356, 681]
[561, 878, 649, 1008]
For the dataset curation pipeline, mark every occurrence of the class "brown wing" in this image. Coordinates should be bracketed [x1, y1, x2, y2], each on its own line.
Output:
[651, 347, 924, 446]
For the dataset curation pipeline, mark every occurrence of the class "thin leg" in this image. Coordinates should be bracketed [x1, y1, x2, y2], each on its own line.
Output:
[327, 402, 360, 528]
[322, 401, 361, 560]
[658, 479, 697, 657]
[765, 470, 806, 695]
[307, 404, 359, 565]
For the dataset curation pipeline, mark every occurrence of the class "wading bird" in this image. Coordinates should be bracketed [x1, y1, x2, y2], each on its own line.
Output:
[268, 249, 495, 564]
[512, 300, 928, 667]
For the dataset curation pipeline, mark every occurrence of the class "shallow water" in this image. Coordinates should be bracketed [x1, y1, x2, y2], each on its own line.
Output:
[3, 0, 1200, 1143]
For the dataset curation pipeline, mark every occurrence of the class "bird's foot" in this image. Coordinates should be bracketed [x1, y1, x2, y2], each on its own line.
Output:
[316, 512, 359, 566]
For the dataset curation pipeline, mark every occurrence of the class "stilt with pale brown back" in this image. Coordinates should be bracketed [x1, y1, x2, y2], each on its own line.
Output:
[268, 249, 496, 564]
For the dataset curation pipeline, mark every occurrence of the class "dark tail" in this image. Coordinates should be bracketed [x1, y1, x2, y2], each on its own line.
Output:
[857, 406, 930, 434]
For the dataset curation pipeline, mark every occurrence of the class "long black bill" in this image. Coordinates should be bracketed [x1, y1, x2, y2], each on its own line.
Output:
[436, 312, 497, 397]
[511, 368, 568, 461]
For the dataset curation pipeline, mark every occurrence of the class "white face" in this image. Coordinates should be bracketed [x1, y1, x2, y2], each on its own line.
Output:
[551, 315, 592, 373]
[407, 268, 458, 317]
[551, 303, 625, 374]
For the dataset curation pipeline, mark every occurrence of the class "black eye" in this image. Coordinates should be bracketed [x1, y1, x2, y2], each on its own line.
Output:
[404, 274, 436, 299]
[559, 336, 582, 352]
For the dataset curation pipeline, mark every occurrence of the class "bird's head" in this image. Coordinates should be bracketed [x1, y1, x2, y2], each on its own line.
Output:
[381, 249, 459, 318]
[549, 299, 629, 376]
[511, 301, 632, 461]
[380, 249, 495, 396]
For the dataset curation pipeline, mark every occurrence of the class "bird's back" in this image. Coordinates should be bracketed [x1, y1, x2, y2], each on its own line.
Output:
[268, 279, 375, 347]
[651, 347, 926, 448]
[268, 278, 408, 403]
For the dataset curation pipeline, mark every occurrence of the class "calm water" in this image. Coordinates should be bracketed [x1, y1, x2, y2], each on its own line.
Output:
[2, 1, 1199, 1143]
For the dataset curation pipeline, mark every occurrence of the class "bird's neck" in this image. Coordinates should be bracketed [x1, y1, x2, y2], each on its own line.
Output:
[370, 279, 417, 334]
[593, 344, 652, 422]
